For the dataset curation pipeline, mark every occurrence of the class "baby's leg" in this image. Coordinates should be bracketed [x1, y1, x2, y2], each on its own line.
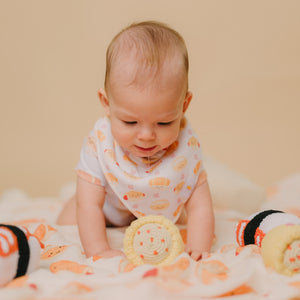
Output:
[56, 195, 77, 225]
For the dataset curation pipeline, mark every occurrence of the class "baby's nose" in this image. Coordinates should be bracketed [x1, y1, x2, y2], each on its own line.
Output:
[137, 125, 155, 140]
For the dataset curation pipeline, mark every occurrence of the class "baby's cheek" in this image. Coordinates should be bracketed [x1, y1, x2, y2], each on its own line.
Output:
[163, 128, 180, 147]
[112, 126, 133, 147]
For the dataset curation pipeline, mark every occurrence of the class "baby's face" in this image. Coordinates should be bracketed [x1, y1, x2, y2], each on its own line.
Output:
[100, 55, 191, 158]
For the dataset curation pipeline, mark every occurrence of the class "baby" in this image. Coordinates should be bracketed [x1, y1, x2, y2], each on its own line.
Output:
[57, 21, 215, 261]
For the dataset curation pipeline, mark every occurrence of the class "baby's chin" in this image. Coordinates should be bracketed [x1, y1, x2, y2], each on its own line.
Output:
[139, 149, 167, 164]
[132, 150, 159, 160]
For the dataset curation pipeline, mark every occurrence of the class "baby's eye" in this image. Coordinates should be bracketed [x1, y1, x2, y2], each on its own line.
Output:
[158, 121, 173, 126]
[123, 121, 137, 125]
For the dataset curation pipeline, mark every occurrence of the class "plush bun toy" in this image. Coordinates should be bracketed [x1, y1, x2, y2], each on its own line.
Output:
[235, 210, 300, 276]
[0, 224, 42, 286]
[123, 215, 184, 266]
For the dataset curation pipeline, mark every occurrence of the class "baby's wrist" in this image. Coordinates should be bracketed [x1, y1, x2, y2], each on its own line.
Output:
[185, 244, 210, 255]
[94, 248, 125, 259]
[96, 246, 112, 255]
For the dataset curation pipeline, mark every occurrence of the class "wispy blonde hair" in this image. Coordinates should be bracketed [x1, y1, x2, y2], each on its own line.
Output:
[104, 21, 189, 91]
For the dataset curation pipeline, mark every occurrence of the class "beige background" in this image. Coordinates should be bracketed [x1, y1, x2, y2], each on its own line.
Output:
[1, 0, 299, 197]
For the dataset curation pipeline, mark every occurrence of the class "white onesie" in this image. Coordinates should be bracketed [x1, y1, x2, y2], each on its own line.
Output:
[76, 117, 207, 226]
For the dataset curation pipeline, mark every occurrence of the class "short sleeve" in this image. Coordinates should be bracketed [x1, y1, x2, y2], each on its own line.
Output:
[75, 128, 106, 187]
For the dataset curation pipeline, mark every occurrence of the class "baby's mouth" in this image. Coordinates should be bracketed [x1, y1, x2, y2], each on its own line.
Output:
[135, 145, 157, 152]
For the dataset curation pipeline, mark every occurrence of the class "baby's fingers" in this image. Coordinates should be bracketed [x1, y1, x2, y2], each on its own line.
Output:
[190, 251, 202, 261]
[189, 251, 209, 261]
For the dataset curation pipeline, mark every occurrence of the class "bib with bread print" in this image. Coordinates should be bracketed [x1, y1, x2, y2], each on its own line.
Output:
[76, 117, 206, 223]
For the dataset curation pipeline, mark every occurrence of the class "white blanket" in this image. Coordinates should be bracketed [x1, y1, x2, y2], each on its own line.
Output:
[0, 174, 300, 300]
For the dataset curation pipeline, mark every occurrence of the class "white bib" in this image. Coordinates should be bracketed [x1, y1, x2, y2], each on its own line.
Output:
[96, 117, 204, 222]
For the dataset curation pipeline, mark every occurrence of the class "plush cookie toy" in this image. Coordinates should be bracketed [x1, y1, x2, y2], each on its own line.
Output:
[123, 215, 184, 266]
[0, 224, 42, 286]
[236, 210, 300, 276]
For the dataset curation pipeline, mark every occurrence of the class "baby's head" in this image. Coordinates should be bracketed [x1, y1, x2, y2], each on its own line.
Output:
[99, 21, 193, 158]
[104, 20, 189, 93]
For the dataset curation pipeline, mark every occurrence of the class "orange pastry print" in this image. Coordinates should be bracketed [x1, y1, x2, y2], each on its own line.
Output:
[162, 257, 190, 272]
[50, 260, 93, 275]
[172, 156, 187, 171]
[220, 285, 254, 297]
[173, 203, 184, 217]
[76, 170, 102, 186]
[187, 136, 200, 149]
[123, 171, 140, 180]
[132, 210, 146, 218]
[195, 260, 229, 285]
[164, 141, 179, 156]
[34, 224, 57, 241]
[96, 130, 105, 141]
[92, 255, 102, 261]
[193, 160, 202, 175]
[119, 258, 136, 273]
[145, 160, 162, 173]
[87, 135, 97, 153]
[149, 177, 170, 189]
[123, 154, 138, 166]
[104, 149, 117, 163]
[41, 245, 68, 259]
[174, 181, 185, 194]
[123, 191, 145, 201]
[150, 199, 170, 211]
[179, 228, 187, 244]
[105, 173, 118, 183]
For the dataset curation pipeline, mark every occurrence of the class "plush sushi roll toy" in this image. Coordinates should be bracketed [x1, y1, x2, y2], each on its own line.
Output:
[0, 224, 42, 286]
[235, 210, 300, 276]
[123, 215, 184, 266]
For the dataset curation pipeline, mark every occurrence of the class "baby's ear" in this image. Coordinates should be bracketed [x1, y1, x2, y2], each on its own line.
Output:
[98, 89, 110, 116]
[183, 91, 192, 113]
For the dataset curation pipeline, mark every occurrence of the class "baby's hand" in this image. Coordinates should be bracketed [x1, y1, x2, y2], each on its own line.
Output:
[185, 245, 209, 261]
[96, 249, 126, 259]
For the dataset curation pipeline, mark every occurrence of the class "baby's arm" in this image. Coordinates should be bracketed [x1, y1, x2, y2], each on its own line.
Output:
[185, 180, 215, 261]
[76, 176, 124, 258]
